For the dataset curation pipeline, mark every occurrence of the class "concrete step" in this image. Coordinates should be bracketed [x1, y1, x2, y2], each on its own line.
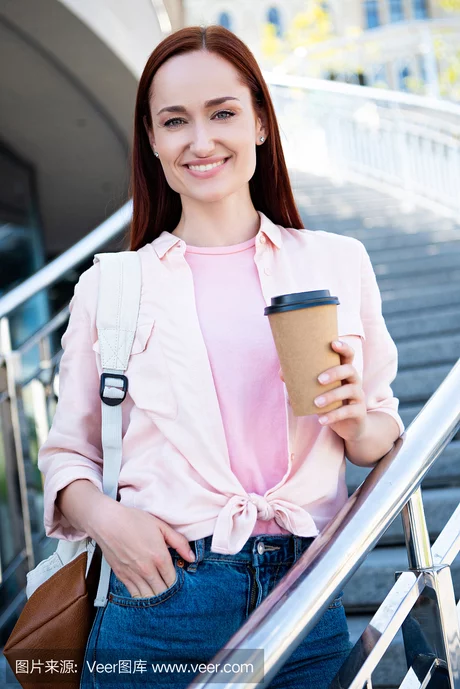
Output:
[347, 615, 407, 687]
[303, 215, 437, 235]
[368, 239, 460, 263]
[373, 254, 460, 279]
[364, 230, 460, 253]
[377, 270, 460, 291]
[396, 393, 459, 444]
[380, 283, 460, 315]
[392, 363, 452, 405]
[346, 441, 460, 490]
[302, 205, 411, 224]
[372, 253, 460, 279]
[294, 182, 404, 205]
[398, 405, 459, 443]
[397, 402, 435, 432]
[385, 307, 460, 340]
[294, 181, 403, 200]
[378, 487, 460, 545]
[342, 544, 460, 612]
[296, 184, 411, 204]
[299, 203, 442, 225]
[335, 214, 458, 239]
[396, 333, 460, 368]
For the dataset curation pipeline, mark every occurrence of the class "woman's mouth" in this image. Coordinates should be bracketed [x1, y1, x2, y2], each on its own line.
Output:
[184, 157, 230, 178]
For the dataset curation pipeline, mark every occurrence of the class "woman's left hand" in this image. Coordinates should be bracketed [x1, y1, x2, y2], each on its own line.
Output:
[314, 340, 368, 441]
[279, 340, 368, 443]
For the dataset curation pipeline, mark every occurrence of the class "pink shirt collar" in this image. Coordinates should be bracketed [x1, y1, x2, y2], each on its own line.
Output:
[151, 210, 283, 260]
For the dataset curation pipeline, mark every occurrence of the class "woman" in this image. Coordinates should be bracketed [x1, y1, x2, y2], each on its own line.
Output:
[38, 25, 404, 689]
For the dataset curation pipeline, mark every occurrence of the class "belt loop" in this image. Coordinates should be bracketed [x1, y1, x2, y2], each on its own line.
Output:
[187, 537, 204, 573]
[293, 535, 300, 563]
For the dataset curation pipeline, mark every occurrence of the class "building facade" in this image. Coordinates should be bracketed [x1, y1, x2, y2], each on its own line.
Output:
[184, 0, 460, 98]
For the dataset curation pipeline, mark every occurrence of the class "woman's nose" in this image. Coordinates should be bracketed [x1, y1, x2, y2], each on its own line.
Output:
[189, 125, 215, 153]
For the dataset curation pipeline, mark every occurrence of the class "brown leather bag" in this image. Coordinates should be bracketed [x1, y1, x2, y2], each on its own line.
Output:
[3, 544, 102, 688]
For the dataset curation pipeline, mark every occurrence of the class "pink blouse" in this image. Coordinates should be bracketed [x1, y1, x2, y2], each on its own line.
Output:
[184, 236, 290, 537]
[37, 211, 405, 554]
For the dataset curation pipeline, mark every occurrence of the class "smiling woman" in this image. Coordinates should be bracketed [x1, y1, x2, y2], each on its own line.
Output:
[34, 22, 404, 689]
[139, 48, 278, 243]
[129, 25, 303, 251]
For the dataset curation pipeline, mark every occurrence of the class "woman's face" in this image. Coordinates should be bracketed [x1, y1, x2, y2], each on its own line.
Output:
[145, 50, 266, 203]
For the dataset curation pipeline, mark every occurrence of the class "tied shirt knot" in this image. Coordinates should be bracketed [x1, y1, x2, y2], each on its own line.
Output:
[247, 492, 275, 521]
[211, 492, 320, 554]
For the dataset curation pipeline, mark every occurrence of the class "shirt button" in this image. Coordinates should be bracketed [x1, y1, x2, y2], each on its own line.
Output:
[259, 235, 266, 244]
[290, 453, 295, 461]
[264, 267, 271, 275]
[257, 542, 265, 555]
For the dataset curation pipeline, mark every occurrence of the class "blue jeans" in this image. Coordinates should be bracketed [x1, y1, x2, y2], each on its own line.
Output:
[80, 533, 352, 688]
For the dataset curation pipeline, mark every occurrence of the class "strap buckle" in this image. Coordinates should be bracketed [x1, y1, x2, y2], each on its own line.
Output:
[99, 373, 128, 406]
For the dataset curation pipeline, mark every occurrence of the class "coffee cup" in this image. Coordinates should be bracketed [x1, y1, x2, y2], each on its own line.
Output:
[264, 290, 342, 416]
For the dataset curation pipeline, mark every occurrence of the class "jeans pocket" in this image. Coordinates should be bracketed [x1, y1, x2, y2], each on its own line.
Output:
[108, 561, 184, 608]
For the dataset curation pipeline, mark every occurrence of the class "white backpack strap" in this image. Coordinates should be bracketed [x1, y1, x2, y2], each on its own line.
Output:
[91, 251, 142, 607]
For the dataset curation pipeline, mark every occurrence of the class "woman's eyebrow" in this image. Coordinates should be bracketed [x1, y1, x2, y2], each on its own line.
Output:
[156, 96, 240, 116]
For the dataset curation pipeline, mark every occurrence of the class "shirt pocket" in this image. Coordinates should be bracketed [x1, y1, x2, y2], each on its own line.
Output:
[336, 308, 366, 379]
[92, 319, 178, 421]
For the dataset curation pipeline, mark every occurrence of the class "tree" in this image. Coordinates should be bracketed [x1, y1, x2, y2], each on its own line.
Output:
[437, 0, 460, 10]
[261, 0, 335, 67]
[261, 1, 363, 79]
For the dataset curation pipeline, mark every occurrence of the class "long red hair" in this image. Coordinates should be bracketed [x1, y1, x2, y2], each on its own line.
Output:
[128, 25, 304, 251]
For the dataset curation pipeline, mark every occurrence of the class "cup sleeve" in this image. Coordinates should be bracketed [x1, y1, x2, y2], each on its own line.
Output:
[359, 241, 405, 438]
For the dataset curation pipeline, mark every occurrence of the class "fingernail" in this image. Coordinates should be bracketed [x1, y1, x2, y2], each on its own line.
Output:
[189, 549, 195, 560]
[333, 341, 342, 347]
[319, 416, 329, 424]
[315, 396, 326, 407]
[318, 373, 330, 383]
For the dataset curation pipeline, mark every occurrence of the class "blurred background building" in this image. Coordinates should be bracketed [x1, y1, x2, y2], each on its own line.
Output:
[187, 0, 460, 97]
[1, 2, 460, 687]
[2, 0, 460, 317]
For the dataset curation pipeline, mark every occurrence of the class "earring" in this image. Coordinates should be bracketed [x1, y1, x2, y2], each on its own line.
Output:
[154, 151, 159, 157]
[259, 136, 265, 142]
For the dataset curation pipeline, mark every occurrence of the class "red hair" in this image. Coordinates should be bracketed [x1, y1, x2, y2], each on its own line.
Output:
[127, 25, 304, 251]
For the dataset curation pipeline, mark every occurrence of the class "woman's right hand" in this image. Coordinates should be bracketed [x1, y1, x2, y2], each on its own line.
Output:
[91, 500, 196, 598]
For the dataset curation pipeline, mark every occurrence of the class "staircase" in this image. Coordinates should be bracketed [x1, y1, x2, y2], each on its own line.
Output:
[1, 174, 459, 688]
[293, 170, 460, 688]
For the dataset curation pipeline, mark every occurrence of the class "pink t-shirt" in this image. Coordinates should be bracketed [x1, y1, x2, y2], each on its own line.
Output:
[184, 235, 291, 537]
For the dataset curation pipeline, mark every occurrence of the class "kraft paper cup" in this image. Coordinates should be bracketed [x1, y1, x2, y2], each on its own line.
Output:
[264, 290, 342, 417]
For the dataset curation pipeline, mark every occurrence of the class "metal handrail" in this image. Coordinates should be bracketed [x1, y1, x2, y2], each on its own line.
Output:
[0, 200, 132, 321]
[188, 358, 460, 688]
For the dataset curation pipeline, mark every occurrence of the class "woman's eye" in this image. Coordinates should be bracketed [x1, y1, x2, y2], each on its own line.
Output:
[164, 117, 185, 128]
[164, 110, 235, 128]
[214, 110, 235, 120]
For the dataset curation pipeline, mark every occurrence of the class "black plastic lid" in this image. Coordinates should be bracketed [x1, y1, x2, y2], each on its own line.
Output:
[264, 289, 340, 316]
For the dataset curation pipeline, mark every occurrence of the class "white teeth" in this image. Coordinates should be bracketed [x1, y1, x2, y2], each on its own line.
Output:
[188, 159, 227, 171]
